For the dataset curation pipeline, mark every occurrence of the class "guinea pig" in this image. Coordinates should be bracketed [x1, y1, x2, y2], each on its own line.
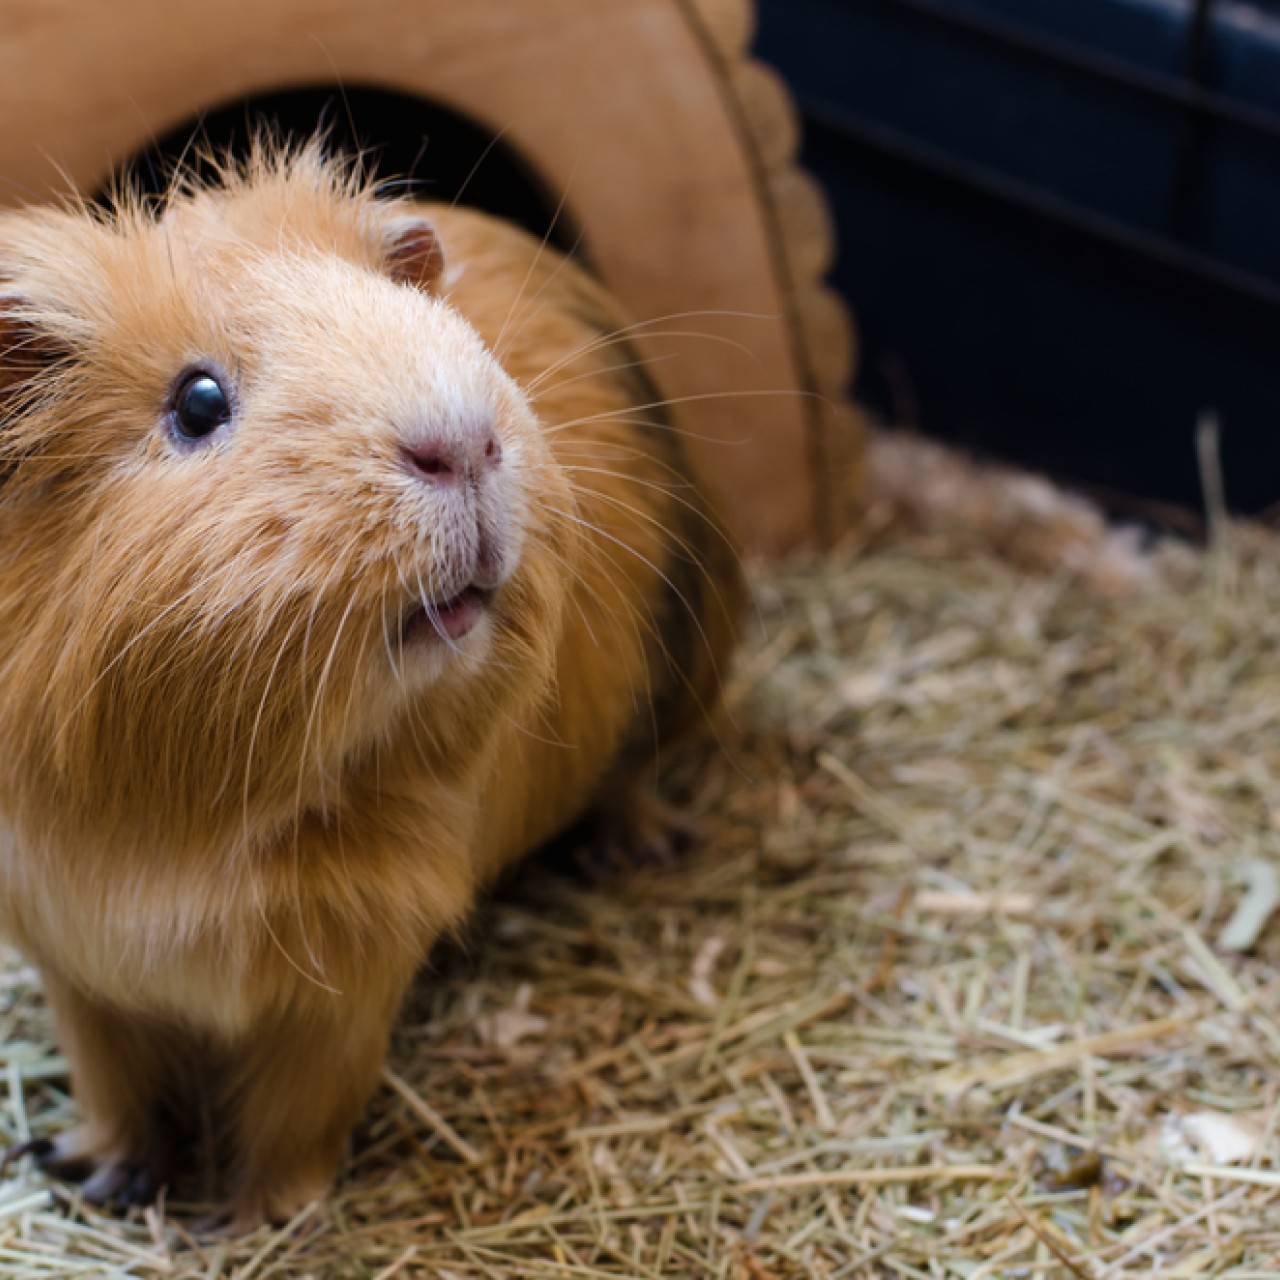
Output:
[0, 143, 742, 1226]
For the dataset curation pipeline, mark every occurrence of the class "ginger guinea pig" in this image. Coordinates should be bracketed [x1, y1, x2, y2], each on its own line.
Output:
[0, 146, 741, 1226]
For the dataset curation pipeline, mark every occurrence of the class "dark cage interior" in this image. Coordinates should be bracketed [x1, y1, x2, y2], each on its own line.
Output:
[757, 0, 1280, 522]
[112, 86, 580, 256]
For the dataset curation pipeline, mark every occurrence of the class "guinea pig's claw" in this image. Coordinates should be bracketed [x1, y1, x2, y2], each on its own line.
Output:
[6, 1131, 164, 1209]
[2, 1134, 94, 1182]
[80, 1157, 159, 1208]
[205, 1190, 326, 1237]
[191, 1206, 235, 1237]
[0, 1135, 55, 1176]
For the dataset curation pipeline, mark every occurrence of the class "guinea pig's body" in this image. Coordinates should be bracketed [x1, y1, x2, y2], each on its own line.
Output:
[0, 151, 740, 1224]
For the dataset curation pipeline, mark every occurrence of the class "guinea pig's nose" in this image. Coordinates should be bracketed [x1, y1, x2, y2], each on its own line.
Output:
[403, 428, 503, 486]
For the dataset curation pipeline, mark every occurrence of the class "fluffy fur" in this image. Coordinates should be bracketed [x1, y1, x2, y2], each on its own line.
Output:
[0, 148, 741, 1224]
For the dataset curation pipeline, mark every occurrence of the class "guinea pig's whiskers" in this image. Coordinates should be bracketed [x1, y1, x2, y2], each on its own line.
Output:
[492, 166, 582, 360]
[63, 567, 254, 727]
[215, 602, 296, 811]
[296, 572, 363, 813]
[570, 545, 666, 729]
[254, 901, 342, 998]
[379, 587, 405, 685]
[410, 564, 463, 656]
[238, 553, 349, 850]
[443, 123, 513, 213]
[392, 554, 465, 663]
[531, 537, 631, 653]
[562, 463, 749, 587]
[547, 557, 602, 649]
[495, 705, 576, 751]
[423, 601, 449, 647]
[527, 351, 678, 401]
[551, 413, 740, 451]
[542, 440, 652, 462]
[523, 330, 755, 403]
[575, 483, 736, 669]
[493, 231, 589, 364]
[543, 498, 725, 720]
[241, 607, 312, 847]
[325, 606, 380, 919]
[541, 505, 668, 661]
[282, 579, 364, 985]
[205, 598, 299, 808]
[519, 310, 770, 397]
[297, 564, 339, 689]
[551, 443, 766, 644]
[542, 387, 821, 447]
[382, 558, 419, 679]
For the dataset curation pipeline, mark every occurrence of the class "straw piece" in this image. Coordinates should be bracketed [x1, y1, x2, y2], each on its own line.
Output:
[783, 1031, 835, 1133]
[1003, 1194, 1094, 1280]
[914, 890, 1037, 918]
[921, 1016, 1188, 1095]
[382, 1068, 483, 1167]
[736, 1164, 1006, 1193]
[1178, 1162, 1280, 1189]
[371, 1245, 418, 1280]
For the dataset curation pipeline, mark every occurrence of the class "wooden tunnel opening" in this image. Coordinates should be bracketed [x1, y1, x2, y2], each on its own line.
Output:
[106, 84, 584, 257]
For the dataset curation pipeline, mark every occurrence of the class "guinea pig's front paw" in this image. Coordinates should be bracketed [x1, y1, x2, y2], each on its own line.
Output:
[223, 1178, 331, 1235]
[7, 1129, 164, 1208]
[579, 791, 699, 879]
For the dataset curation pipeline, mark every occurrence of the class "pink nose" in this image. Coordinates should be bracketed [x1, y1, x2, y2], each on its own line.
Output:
[403, 430, 502, 485]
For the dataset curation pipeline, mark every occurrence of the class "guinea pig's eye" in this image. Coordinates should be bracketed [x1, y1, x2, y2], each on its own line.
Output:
[170, 368, 232, 443]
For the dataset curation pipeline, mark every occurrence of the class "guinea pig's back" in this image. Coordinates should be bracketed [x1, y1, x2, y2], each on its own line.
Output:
[427, 205, 743, 873]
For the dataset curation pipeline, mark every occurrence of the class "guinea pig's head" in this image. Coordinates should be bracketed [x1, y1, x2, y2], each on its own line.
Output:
[0, 149, 575, 846]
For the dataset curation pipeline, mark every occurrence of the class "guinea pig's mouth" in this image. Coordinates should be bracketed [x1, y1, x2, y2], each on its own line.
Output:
[401, 585, 494, 645]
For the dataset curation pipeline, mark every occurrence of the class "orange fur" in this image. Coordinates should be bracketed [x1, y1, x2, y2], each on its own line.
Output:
[0, 147, 741, 1224]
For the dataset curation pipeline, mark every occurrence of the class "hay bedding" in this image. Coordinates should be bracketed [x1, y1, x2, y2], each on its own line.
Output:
[2, 504, 1280, 1277]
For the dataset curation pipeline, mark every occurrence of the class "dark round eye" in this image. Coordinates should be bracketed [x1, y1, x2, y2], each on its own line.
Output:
[171, 370, 232, 443]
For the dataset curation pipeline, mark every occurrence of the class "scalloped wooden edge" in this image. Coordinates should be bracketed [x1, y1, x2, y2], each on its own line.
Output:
[732, 59, 800, 172]
[690, 0, 757, 60]
[689, 0, 867, 541]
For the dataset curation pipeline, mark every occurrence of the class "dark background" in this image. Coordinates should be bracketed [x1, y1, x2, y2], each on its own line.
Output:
[755, 0, 1280, 523]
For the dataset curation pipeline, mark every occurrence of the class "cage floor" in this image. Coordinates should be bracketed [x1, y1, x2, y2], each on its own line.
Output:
[2, 513, 1278, 1277]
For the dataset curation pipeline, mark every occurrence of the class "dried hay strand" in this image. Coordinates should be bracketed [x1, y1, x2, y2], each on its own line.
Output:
[3, 482, 1280, 1276]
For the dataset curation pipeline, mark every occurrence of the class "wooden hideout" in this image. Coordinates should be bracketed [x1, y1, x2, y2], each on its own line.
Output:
[0, 0, 864, 553]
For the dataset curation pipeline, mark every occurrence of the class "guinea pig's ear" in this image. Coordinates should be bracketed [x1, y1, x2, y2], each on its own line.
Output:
[381, 216, 447, 293]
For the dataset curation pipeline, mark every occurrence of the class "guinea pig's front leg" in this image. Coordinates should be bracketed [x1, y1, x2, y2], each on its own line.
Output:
[226, 974, 410, 1230]
[19, 971, 174, 1204]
